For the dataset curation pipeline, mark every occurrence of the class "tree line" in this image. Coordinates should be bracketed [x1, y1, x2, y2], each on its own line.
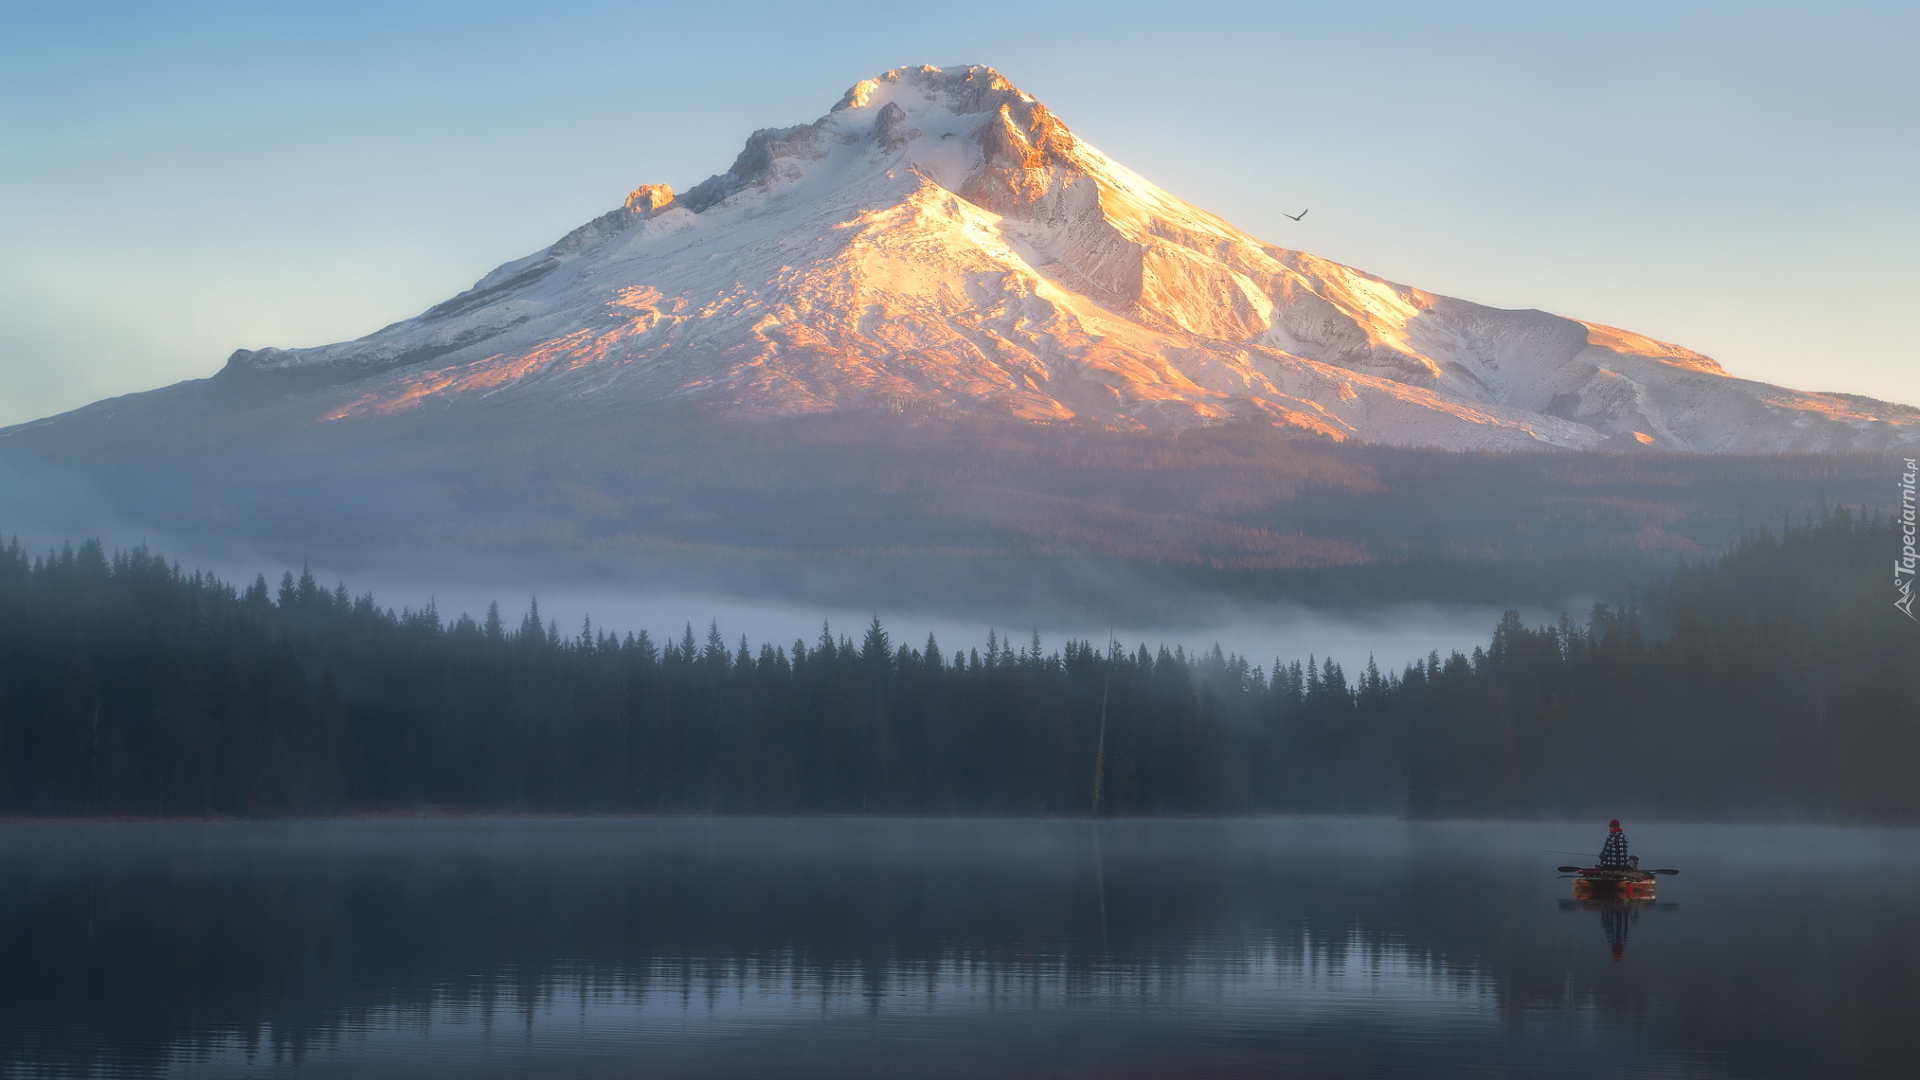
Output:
[0, 507, 1914, 820]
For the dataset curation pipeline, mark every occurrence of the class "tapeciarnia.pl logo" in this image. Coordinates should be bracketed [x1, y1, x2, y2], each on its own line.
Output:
[1899, 457, 1917, 620]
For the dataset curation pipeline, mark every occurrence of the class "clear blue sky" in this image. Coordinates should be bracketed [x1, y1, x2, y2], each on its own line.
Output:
[2, 0, 1914, 425]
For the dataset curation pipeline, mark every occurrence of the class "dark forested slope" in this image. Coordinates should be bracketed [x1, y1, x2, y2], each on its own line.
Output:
[0, 508, 1914, 820]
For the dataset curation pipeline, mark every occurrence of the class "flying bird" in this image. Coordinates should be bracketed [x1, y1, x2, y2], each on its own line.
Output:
[1284, 209, 1309, 221]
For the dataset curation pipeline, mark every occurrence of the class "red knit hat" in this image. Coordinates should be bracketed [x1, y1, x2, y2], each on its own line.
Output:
[1608, 819, 1621, 831]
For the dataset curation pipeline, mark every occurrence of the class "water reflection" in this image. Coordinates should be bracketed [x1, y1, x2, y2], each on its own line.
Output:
[1559, 896, 1678, 961]
[0, 818, 1913, 1079]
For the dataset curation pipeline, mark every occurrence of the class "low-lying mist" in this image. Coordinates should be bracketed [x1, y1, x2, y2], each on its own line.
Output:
[0, 443, 1578, 673]
[0, 499, 1560, 677]
[321, 564, 1564, 679]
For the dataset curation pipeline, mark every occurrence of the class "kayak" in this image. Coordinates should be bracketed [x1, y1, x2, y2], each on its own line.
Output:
[1571, 869, 1657, 898]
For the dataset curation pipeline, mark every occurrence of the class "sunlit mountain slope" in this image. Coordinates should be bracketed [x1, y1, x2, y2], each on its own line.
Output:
[186, 64, 1917, 453]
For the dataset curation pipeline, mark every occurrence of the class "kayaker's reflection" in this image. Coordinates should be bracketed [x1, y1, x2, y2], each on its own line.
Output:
[1558, 895, 1675, 960]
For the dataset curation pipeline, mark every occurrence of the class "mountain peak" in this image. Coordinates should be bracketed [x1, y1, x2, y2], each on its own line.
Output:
[670, 63, 1070, 219]
[833, 64, 1029, 117]
[198, 64, 1918, 454]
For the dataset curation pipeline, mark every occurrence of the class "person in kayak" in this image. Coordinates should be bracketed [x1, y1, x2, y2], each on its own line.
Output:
[1598, 819, 1638, 870]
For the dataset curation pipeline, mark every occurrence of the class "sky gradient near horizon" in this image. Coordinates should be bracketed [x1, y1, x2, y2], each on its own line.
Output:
[2, 0, 1914, 427]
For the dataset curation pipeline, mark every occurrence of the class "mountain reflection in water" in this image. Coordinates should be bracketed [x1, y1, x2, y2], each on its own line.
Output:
[0, 818, 1912, 1079]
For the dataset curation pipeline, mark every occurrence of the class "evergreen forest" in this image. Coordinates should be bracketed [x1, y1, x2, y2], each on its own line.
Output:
[0, 509, 1915, 821]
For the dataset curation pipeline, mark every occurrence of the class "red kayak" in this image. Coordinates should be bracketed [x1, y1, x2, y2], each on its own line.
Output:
[1571, 868, 1657, 898]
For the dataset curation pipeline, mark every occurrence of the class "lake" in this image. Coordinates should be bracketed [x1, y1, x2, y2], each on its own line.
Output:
[0, 817, 1912, 1078]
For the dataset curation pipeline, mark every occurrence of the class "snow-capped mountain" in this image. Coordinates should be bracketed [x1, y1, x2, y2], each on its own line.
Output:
[134, 66, 1920, 450]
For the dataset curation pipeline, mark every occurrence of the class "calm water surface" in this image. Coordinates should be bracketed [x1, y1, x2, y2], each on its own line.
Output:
[0, 817, 1913, 1078]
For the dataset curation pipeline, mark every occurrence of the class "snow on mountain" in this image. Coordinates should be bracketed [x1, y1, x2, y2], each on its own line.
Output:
[217, 64, 1917, 453]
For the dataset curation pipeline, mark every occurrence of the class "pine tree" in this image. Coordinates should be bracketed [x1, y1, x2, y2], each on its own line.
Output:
[862, 615, 891, 669]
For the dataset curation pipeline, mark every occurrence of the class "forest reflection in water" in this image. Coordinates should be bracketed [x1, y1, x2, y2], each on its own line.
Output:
[0, 817, 1914, 1078]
